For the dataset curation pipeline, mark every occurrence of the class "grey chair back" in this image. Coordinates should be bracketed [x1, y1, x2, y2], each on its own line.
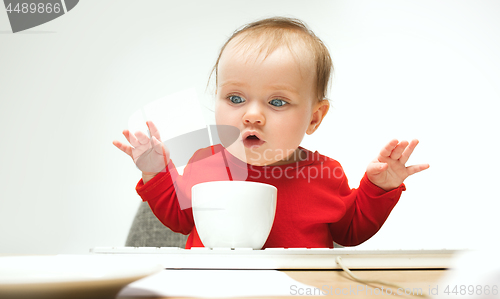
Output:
[126, 201, 188, 248]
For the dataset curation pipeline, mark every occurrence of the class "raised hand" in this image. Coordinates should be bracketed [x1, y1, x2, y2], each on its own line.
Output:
[112, 121, 170, 175]
[366, 139, 429, 191]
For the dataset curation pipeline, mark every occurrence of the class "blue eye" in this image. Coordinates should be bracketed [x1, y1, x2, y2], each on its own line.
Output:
[269, 99, 287, 107]
[229, 95, 245, 104]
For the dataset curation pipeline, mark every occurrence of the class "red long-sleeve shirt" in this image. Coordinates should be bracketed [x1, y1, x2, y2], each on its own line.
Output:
[136, 144, 405, 249]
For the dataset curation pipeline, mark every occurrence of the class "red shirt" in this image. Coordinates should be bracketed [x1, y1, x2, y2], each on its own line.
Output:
[136, 145, 405, 248]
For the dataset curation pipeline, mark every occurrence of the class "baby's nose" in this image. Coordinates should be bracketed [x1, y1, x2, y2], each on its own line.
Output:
[243, 106, 265, 125]
[244, 117, 263, 124]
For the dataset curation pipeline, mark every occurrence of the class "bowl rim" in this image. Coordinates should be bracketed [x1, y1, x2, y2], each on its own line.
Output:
[192, 181, 277, 192]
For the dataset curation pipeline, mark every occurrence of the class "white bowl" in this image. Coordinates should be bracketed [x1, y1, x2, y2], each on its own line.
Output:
[192, 181, 277, 249]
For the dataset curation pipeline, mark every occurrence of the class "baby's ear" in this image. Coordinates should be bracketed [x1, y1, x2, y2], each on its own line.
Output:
[306, 99, 330, 135]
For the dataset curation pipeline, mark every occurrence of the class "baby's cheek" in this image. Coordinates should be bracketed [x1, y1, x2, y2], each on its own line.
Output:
[214, 109, 227, 125]
[285, 124, 309, 147]
[214, 100, 226, 120]
[275, 131, 301, 150]
[215, 105, 238, 126]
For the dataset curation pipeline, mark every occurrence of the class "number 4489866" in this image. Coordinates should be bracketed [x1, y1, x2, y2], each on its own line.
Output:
[5, 2, 62, 14]
[444, 285, 498, 296]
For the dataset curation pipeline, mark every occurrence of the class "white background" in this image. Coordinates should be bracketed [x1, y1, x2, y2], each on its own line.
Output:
[1, 0, 499, 254]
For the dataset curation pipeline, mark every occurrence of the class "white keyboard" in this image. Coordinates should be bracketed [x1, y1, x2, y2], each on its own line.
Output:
[90, 247, 462, 270]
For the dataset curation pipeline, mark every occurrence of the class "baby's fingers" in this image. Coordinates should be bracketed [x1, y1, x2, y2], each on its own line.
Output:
[112, 140, 133, 158]
[122, 130, 132, 144]
[399, 139, 419, 165]
[406, 163, 430, 176]
[390, 140, 409, 160]
[147, 121, 162, 142]
[126, 130, 141, 148]
[151, 136, 165, 155]
[379, 139, 399, 158]
[134, 130, 150, 145]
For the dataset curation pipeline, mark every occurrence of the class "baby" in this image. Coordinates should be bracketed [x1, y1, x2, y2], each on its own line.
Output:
[113, 17, 429, 248]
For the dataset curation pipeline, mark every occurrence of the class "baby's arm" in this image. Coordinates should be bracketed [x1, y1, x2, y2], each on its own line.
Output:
[329, 140, 426, 246]
[113, 121, 170, 183]
[366, 139, 429, 191]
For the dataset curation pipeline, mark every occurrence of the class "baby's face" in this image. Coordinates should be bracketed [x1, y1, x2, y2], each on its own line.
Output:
[215, 40, 324, 166]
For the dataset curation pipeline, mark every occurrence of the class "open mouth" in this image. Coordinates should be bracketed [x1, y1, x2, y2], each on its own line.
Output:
[242, 133, 265, 148]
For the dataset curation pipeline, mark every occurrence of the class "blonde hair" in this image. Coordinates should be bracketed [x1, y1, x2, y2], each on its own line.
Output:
[209, 17, 333, 101]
